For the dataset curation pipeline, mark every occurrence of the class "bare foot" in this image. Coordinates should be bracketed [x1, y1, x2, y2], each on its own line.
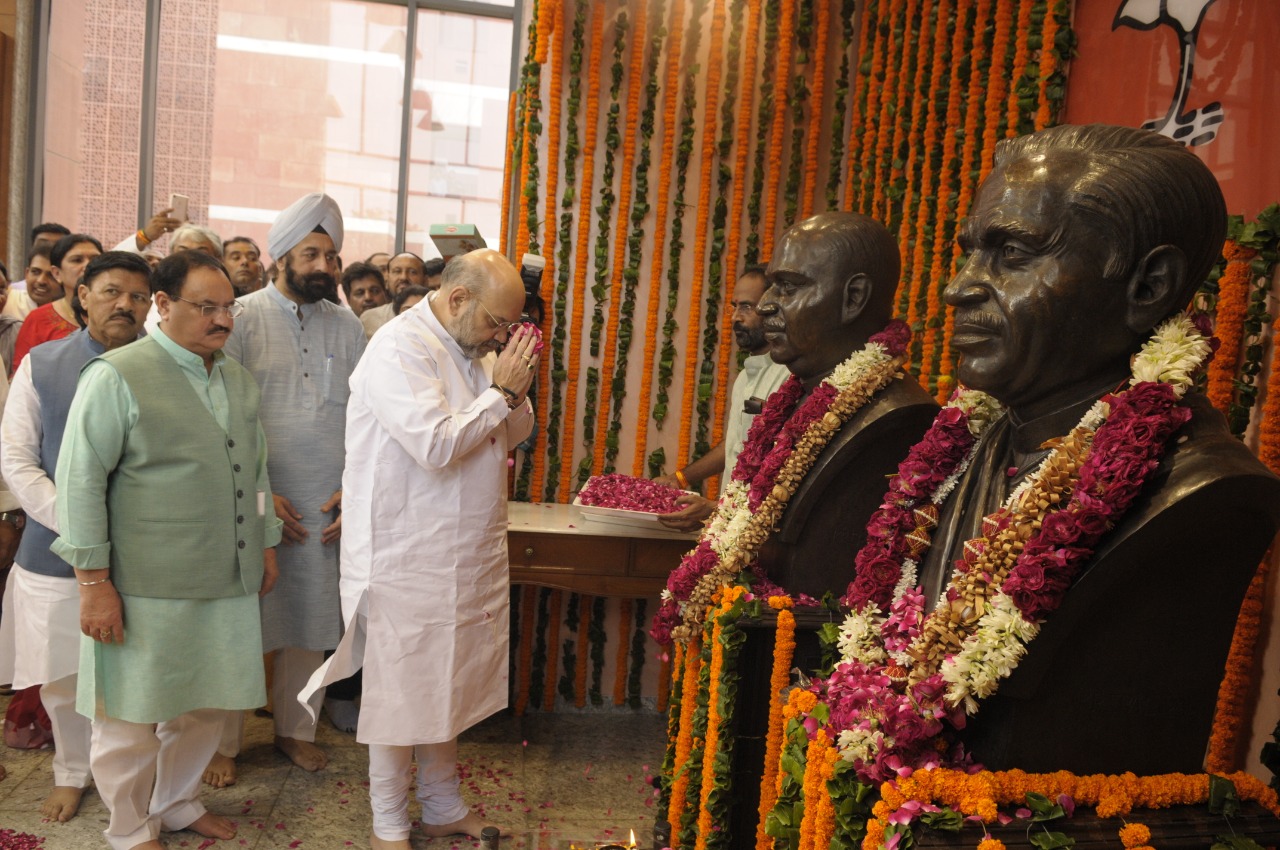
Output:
[275, 735, 327, 771]
[185, 811, 237, 840]
[371, 833, 412, 850]
[202, 753, 237, 788]
[421, 811, 491, 839]
[41, 785, 86, 821]
[127, 841, 165, 850]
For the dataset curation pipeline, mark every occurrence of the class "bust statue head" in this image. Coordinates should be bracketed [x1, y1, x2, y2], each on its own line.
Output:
[943, 123, 1226, 419]
[759, 211, 900, 388]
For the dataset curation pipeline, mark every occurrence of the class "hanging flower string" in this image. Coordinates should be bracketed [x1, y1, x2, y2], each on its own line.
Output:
[744, 0, 781, 265]
[632, 0, 688, 476]
[825, 0, 857, 210]
[808, 315, 1214, 783]
[801, 0, 829, 218]
[653, 321, 913, 645]
[759, 0, 796, 261]
[755, 598, 797, 850]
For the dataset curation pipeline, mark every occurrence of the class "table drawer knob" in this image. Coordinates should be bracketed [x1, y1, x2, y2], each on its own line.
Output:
[524, 547, 535, 558]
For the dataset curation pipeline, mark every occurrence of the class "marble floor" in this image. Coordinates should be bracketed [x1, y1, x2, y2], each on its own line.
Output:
[0, 701, 668, 850]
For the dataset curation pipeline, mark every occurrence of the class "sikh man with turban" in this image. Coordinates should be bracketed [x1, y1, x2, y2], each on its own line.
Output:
[206, 194, 367, 786]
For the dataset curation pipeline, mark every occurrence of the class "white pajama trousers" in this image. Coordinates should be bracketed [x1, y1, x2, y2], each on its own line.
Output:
[42, 673, 92, 788]
[273, 646, 325, 741]
[90, 708, 223, 850]
[368, 739, 470, 841]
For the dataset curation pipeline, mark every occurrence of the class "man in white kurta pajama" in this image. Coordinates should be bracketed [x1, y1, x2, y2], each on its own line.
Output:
[302, 249, 539, 849]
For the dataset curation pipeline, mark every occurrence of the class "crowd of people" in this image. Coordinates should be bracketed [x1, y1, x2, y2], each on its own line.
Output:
[0, 193, 540, 850]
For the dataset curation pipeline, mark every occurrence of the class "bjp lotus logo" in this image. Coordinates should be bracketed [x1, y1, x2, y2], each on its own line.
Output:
[1113, 0, 1221, 146]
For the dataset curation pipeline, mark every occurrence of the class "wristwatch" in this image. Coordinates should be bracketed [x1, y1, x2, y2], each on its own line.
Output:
[0, 510, 26, 530]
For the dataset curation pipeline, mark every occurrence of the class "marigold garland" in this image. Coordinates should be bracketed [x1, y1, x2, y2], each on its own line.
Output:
[694, 605, 729, 850]
[659, 640, 687, 816]
[557, 0, 605, 500]
[868, 0, 907, 223]
[613, 598, 633, 706]
[1119, 822, 1151, 848]
[632, 0, 687, 477]
[759, 0, 796, 261]
[843, 0, 880, 213]
[500, 91, 518, 254]
[710, 0, 756, 483]
[677, 622, 716, 847]
[979, 0, 1014, 177]
[744, 0, 781, 266]
[529, 0, 567, 502]
[781, 0, 812, 229]
[757, 603, 798, 850]
[1206, 549, 1270, 772]
[854, 0, 890, 214]
[797, 730, 832, 850]
[1004, 0, 1034, 140]
[666, 635, 703, 831]
[543, 589, 562, 711]
[1208, 241, 1254, 416]
[677, 0, 726, 471]
[800, 0, 828, 219]
[514, 585, 537, 715]
[597, 0, 653, 473]
[1034, 0, 1064, 131]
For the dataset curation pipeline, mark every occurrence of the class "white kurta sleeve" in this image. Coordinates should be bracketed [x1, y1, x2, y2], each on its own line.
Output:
[365, 342, 511, 471]
[504, 398, 534, 449]
[0, 357, 55, 528]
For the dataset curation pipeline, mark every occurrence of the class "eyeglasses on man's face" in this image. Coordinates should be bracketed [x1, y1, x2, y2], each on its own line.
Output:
[172, 295, 245, 318]
[477, 298, 520, 334]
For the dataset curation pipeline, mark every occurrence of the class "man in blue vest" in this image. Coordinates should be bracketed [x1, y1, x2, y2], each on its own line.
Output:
[0, 250, 152, 822]
[52, 250, 282, 850]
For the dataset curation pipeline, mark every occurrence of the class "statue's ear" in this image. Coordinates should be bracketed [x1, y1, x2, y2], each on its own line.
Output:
[842, 273, 872, 323]
[1125, 244, 1188, 334]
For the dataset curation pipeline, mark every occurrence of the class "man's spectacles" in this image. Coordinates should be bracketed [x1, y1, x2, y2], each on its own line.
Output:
[477, 299, 519, 333]
[729, 301, 758, 316]
[172, 295, 245, 318]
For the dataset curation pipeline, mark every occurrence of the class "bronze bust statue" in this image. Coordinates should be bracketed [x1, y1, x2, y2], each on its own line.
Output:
[920, 124, 1280, 773]
[754, 211, 938, 598]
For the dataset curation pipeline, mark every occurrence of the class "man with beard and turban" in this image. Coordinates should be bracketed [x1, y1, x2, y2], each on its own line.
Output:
[655, 266, 789, 531]
[214, 193, 366, 782]
[0, 251, 152, 824]
[301, 249, 537, 848]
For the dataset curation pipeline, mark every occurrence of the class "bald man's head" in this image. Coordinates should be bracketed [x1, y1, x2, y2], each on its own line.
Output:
[430, 249, 525, 359]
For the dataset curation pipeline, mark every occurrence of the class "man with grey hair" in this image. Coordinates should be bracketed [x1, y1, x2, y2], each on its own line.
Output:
[168, 224, 223, 258]
[302, 249, 538, 848]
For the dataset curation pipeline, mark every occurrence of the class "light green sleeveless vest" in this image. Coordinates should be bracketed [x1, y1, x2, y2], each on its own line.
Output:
[97, 335, 266, 598]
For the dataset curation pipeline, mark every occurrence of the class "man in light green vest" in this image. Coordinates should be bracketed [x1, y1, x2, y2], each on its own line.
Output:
[52, 250, 282, 850]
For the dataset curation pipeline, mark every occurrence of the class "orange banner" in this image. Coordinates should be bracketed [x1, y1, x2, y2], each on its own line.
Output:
[1062, 0, 1279, 218]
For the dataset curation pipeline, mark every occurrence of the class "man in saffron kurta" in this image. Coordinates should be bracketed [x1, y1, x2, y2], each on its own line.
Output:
[52, 250, 281, 850]
[302, 249, 538, 850]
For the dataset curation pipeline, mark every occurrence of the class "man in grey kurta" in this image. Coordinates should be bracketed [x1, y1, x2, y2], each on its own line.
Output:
[53, 249, 282, 850]
[219, 192, 365, 777]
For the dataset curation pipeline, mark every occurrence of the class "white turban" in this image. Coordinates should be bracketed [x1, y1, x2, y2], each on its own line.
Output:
[268, 193, 344, 260]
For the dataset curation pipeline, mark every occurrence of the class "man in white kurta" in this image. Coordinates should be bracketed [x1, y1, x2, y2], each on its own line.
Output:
[302, 249, 538, 850]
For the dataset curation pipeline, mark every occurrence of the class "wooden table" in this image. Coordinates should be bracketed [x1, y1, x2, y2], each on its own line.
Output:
[507, 502, 695, 597]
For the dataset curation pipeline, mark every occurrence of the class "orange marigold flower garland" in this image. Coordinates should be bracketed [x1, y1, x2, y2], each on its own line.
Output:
[632, 0, 687, 477]
[801, 0, 829, 219]
[694, 599, 732, 850]
[529, 0, 566, 502]
[613, 598, 633, 706]
[676, 619, 716, 847]
[573, 592, 592, 707]
[659, 639, 687, 814]
[500, 91, 518, 254]
[1003, 0, 1033, 139]
[677, 0, 726, 472]
[780, 0, 812, 229]
[977, 839, 1006, 850]
[744, 0, 782, 265]
[796, 730, 831, 850]
[557, 0, 605, 500]
[666, 634, 703, 831]
[543, 589, 562, 711]
[759, 0, 796, 261]
[880, 0, 920, 240]
[755, 600, 797, 850]
[902, 0, 955, 372]
[979, 0, 1014, 177]
[1207, 240, 1254, 416]
[1207, 550, 1269, 773]
[1034, 0, 1064, 131]
[845, 0, 883, 213]
[918, 0, 972, 394]
[1119, 823, 1151, 848]
[868, 0, 907, 223]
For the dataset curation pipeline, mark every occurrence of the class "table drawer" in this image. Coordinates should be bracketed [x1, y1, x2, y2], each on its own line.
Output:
[508, 532, 630, 574]
[631, 538, 691, 577]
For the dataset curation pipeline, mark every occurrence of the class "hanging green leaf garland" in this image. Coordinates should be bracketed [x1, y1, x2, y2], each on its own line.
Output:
[627, 598, 648, 708]
[782, 0, 813, 229]
[605, 0, 668, 472]
[694, 0, 747, 461]
[522, 15, 545, 256]
[576, 5, 630, 489]
[824, 0, 857, 210]
[529, 587, 551, 709]
[543, 1, 587, 502]
[588, 596, 608, 705]
[648, 0, 707, 469]
[558, 592, 580, 702]
[744, 0, 781, 266]
[675, 617, 714, 848]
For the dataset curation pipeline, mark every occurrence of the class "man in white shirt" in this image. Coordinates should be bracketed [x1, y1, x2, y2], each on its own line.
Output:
[303, 249, 537, 849]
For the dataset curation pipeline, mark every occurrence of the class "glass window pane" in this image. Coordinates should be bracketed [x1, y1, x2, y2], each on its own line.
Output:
[151, 0, 409, 264]
[43, 0, 145, 244]
[406, 10, 513, 258]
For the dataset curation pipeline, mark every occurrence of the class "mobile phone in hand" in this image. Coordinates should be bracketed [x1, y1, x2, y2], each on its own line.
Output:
[170, 193, 189, 222]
